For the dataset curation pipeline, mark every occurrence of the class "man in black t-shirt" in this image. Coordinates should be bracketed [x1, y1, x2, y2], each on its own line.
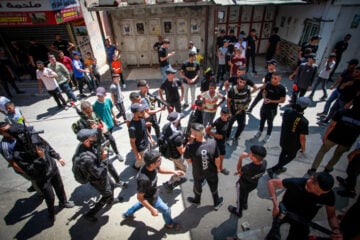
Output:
[158, 39, 175, 83]
[245, 29, 258, 75]
[159, 66, 184, 113]
[228, 145, 267, 218]
[255, 71, 286, 143]
[128, 103, 154, 170]
[162, 112, 187, 192]
[309, 101, 360, 174]
[184, 123, 224, 210]
[329, 34, 351, 81]
[123, 149, 184, 230]
[266, 172, 342, 240]
[224, 66, 257, 93]
[266, 27, 281, 61]
[180, 51, 200, 109]
[267, 97, 309, 179]
[50, 34, 75, 57]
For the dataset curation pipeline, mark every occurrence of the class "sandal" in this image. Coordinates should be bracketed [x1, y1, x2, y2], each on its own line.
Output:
[165, 222, 181, 231]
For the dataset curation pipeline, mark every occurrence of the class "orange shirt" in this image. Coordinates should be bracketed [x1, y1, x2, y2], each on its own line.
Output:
[111, 60, 122, 74]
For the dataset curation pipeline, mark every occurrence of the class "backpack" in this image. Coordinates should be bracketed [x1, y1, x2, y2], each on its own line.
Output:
[158, 123, 171, 158]
[72, 150, 94, 184]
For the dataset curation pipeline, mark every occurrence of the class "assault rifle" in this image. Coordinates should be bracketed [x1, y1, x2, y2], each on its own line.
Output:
[148, 92, 169, 124]
[15, 122, 44, 158]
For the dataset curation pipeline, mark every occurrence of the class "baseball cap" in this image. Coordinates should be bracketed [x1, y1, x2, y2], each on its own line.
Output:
[129, 92, 140, 100]
[137, 79, 148, 87]
[189, 51, 196, 56]
[163, 38, 170, 43]
[348, 59, 359, 65]
[221, 107, 229, 114]
[311, 35, 321, 40]
[250, 145, 267, 158]
[167, 112, 185, 122]
[296, 97, 311, 109]
[267, 59, 278, 65]
[36, 60, 44, 65]
[77, 128, 97, 142]
[191, 123, 204, 132]
[72, 51, 81, 56]
[165, 65, 177, 74]
[144, 149, 161, 165]
[131, 103, 146, 113]
[223, 39, 230, 43]
[308, 53, 317, 59]
[315, 172, 334, 191]
[96, 87, 106, 96]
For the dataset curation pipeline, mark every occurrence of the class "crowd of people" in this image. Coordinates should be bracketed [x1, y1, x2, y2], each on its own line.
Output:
[0, 29, 359, 239]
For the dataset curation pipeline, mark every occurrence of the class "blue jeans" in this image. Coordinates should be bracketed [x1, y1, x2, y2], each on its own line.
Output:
[59, 82, 77, 101]
[161, 65, 169, 83]
[323, 89, 340, 114]
[124, 196, 173, 225]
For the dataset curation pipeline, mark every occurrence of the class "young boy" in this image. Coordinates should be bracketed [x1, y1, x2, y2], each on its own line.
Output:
[228, 145, 267, 218]
[93, 87, 119, 132]
[123, 149, 183, 230]
[4, 102, 25, 124]
[199, 81, 225, 126]
[205, 107, 230, 175]
[111, 54, 126, 89]
[109, 74, 126, 122]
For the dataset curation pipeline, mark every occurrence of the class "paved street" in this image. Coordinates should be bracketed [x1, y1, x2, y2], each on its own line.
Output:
[0, 61, 358, 240]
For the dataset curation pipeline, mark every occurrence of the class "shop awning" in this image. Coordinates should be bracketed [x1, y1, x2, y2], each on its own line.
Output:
[213, 0, 307, 5]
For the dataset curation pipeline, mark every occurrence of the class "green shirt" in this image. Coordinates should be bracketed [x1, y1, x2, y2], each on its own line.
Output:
[48, 62, 70, 84]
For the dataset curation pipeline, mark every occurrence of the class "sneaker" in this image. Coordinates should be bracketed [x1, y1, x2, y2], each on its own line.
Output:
[221, 168, 230, 175]
[183, 103, 189, 109]
[122, 213, 135, 220]
[110, 196, 123, 205]
[267, 169, 275, 179]
[319, 96, 327, 101]
[115, 181, 128, 188]
[307, 168, 316, 176]
[317, 120, 329, 126]
[27, 186, 36, 192]
[117, 154, 124, 162]
[336, 176, 348, 188]
[214, 197, 224, 211]
[173, 177, 187, 187]
[165, 222, 182, 231]
[163, 182, 174, 192]
[337, 189, 356, 198]
[187, 196, 200, 205]
[275, 167, 287, 174]
[317, 112, 327, 117]
[243, 203, 248, 210]
[254, 131, 262, 138]
[84, 214, 98, 222]
[59, 201, 75, 208]
[228, 205, 242, 218]
[263, 135, 271, 143]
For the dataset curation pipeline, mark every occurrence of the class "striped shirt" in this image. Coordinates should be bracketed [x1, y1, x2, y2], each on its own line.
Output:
[201, 91, 225, 113]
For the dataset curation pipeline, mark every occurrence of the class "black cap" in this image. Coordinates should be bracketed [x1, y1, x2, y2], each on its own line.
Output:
[129, 92, 140, 100]
[239, 74, 248, 81]
[310, 35, 321, 41]
[144, 149, 161, 165]
[308, 53, 317, 59]
[77, 128, 97, 142]
[36, 60, 44, 65]
[191, 123, 204, 132]
[165, 65, 177, 74]
[250, 145, 267, 158]
[348, 59, 359, 65]
[167, 112, 185, 122]
[131, 103, 146, 113]
[296, 97, 311, 109]
[315, 172, 334, 191]
[267, 59, 278, 65]
[237, 66, 246, 71]
[221, 107, 229, 113]
[137, 79, 148, 87]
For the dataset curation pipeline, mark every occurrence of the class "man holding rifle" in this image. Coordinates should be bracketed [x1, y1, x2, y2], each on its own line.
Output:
[73, 129, 123, 222]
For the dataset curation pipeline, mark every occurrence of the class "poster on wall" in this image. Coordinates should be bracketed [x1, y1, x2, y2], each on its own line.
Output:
[177, 19, 187, 34]
[190, 19, 200, 33]
[262, 22, 272, 38]
[163, 20, 173, 34]
[136, 22, 145, 35]
[350, 14, 359, 29]
[229, 7, 239, 22]
[241, 6, 251, 22]
[122, 22, 133, 36]
[149, 19, 160, 35]
[265, 6, 275, 21]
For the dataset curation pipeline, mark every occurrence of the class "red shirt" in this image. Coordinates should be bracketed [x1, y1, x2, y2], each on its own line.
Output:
[59, 55, 73, 72]
[111, 60, 122, 74]
[230, 57, 246, 76]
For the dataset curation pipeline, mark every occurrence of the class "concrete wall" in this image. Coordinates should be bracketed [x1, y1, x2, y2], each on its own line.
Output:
[275, 2, 360, 73]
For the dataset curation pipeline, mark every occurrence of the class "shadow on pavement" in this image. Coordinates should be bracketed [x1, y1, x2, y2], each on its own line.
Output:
[120, 219, 166, 240]
[211, 214, 240, 240]
[69, 215, 109, 240]
[4, 194, 44, 225]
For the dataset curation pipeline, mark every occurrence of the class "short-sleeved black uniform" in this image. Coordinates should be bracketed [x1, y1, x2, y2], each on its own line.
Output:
[128, 119, 149, 152]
